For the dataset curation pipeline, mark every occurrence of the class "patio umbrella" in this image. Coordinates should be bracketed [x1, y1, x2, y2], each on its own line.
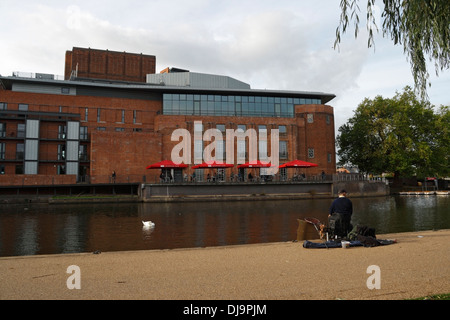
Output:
[279, 159, 318, 168]
[192, 161, 234, 169]
[237, 160, 272, 168]
[146, 160, 188, 169]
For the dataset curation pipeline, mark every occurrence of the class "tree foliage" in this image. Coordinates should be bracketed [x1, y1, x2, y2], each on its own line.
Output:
[334, 0, 450, 99]
[337, 87, 449, 179]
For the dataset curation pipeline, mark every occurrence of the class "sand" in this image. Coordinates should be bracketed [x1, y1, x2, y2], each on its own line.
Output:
[0, 229, 449, 300]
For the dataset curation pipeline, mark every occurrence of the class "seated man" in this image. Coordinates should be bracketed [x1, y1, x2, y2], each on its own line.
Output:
[328, 189, 353, 239]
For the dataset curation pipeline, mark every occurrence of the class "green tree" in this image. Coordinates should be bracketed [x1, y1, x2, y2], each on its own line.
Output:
[337, 87, 449, 182]
[334, 0, 450, 99]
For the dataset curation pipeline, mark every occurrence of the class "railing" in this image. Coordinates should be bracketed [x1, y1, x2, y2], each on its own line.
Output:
[12, 72, 65, 81]
[144, 173, 380, 184]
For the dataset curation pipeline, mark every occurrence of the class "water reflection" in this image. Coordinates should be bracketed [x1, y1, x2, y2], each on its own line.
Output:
[0, 195, 448, 257]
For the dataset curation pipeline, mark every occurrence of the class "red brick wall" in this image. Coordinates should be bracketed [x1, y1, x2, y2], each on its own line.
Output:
[90, 131, 162, 183]
[64, 47, 156, 82]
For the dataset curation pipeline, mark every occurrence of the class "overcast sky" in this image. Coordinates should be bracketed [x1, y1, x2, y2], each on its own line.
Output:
[1, 0, 449, 134]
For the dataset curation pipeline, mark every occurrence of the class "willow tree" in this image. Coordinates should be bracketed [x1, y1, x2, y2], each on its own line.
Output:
[337, 87, 449, 182]
[334, 0, 450, 99]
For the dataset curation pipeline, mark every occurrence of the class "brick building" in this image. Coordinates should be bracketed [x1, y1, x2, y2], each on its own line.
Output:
[0, 47, 336, 186]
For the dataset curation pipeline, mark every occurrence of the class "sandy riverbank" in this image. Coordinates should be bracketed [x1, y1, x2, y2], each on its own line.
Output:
[1, 229, 449, 300]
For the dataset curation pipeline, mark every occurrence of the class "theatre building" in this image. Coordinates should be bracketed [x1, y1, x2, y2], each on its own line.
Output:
[0, 47, 336, 186]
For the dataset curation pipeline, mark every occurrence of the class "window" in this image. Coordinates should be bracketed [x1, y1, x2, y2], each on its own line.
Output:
[79, 145, 88, 161]
[307, 114, 314, 123]
[0, 102, 7, 110]
[0, 123, 5, 137]
[133, 110, 141, 124]
[97, 127, 106, 131]
[16, 143, 24, 160]
[0, 143, 5, 160]
[133, 128, 142, 132]
[97, 108, 101, 122]
[216, 124, 225, 132]
[18, 104, 28, 111]
[328, 153, 332, 163]
[17, 124, 25, 138]
[57, 144, 66, 160]
[57, 165, 65, 175]
[61, 87, 70, 94]
[58, 125, 66, 139]
[15, 165, 24, 174]
[308, 148, 315, 158]
[121, 110, 125, 123]
[80, 126, 88, 140]
[84, 108, 88, 121]
[0, 164, 4, 174]
[326, 115, 331, 125]
[115, 127, 125, 132]
[279, 141, 288, 159]
[237, 124, 246, 132]
[278, 125, 287, 134]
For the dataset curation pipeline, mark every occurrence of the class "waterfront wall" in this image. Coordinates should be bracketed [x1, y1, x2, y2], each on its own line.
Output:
[141, 180, 389, 202]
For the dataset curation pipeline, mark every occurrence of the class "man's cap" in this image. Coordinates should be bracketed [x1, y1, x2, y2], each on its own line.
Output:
[338, 189, 347, 194]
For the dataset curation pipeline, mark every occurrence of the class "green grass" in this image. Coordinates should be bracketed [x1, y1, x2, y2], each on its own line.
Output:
[412, 293, 450, 300]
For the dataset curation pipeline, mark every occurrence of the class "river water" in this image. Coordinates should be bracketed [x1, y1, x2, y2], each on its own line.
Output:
[0, 195, 449, 257]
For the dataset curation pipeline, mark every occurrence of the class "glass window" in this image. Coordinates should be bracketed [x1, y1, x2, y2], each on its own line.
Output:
[0, 142, 5, 160]
[0, 102, 7, 110]
[307, 114, 314, 123]
[0, 123, 5, 137]
[58, 144, 66, 160]
[279, 141, 288, 159]
[57, 165, 65, 175]
[16, 143, 24, 160]
[80, 126, 88, 140]
[308, 148, 315, 158]
[58, 125, 66, 139]
[16, 165, 24, 174]
[17, 124, 26, 138]
[216, 124, 225, 132]
[18, 104, 28, 111]
[79, 145, 88, 161]
[279, 125, 287, 133]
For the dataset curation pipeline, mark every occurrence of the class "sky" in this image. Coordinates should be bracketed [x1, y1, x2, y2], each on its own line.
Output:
[0, 0, 449, 135]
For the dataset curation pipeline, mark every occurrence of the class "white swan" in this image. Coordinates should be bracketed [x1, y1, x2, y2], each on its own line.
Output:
[142, 220, 155, 228]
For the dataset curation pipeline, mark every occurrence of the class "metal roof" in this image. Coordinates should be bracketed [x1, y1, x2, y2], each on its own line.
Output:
[0, 74, 336, 104]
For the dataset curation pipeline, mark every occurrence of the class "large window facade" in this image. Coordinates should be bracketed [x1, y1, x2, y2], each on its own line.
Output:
[163, 94, 321, 118]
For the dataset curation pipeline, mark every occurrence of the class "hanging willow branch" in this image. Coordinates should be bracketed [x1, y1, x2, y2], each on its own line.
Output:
[334, 0, 450, 100]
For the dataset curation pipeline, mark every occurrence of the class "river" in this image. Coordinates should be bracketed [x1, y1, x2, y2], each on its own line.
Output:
[0, 195, 448, 257]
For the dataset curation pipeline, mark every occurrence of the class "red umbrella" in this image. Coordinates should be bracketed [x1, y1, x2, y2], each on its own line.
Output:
[192, 161, 234, 169]
[146, 160, 188, 169]
[237, 160, 272, 168]
[279, 159, 318, 168]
